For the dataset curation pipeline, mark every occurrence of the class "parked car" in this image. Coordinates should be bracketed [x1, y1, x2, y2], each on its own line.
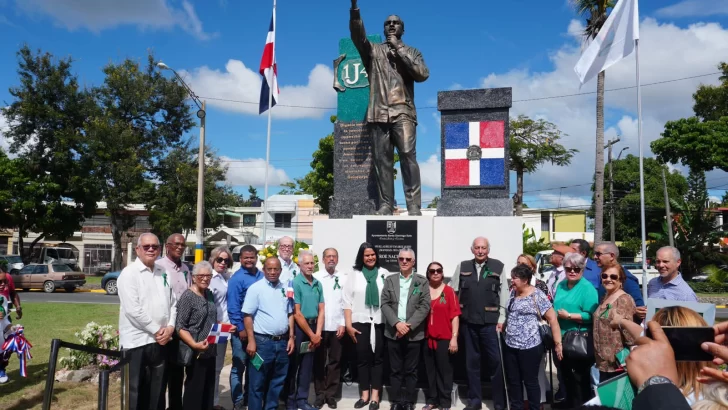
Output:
[12, 263, 86, 293]
[101, 270, 121, 295]
[0, 255, 24, 274]
[622, 263, 660, 286]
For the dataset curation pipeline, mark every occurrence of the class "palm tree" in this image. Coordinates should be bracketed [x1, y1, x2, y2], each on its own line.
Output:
[573, 0, 614, 243]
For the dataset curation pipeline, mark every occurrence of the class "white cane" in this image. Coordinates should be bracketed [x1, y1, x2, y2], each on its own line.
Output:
[497, 332, 510, 410]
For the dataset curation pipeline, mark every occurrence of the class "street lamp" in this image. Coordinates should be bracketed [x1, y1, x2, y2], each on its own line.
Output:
[157, 61, 207, 263]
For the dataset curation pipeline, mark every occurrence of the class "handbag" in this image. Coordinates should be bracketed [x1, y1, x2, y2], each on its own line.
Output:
[562, 326, 593, 360]
[531, 294, 554, 349]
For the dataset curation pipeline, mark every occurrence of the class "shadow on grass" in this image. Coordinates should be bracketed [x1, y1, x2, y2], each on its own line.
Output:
[6, 387, 67, 410]
[0, 362, 53, 397]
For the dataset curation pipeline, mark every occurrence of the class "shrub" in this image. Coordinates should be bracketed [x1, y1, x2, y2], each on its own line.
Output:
[258, 240, 319, 265]
[688, 281, 728, 294]
[60, 322, 120, 370]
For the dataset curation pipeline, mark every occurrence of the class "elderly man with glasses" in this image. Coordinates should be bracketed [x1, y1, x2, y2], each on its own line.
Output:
[156, 233, 192, 409]
[118, 233, 177, 410]
[381, 248, 430, 410]
[278, 236, 298, 285]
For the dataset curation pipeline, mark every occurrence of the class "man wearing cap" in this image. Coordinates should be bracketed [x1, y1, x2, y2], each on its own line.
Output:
[450, 237, 507, 410]
[545, 244, 573, 299]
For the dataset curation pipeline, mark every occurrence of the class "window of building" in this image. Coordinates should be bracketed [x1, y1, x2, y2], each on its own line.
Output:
[541, 212, 550, 232]
[274, 213, 292, 228]
[243, 214, 257, 227]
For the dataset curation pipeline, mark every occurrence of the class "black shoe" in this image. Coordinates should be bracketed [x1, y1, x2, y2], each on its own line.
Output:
[326, 398, 337, 409]
[314, 397, 325, 409]
[389, 404, 400, 410]
[354, 399, 370, 409]
[463, 406, 482, 410]
[369, 402, 379, 410]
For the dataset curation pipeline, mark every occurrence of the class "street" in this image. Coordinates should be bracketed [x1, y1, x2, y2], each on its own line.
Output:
[20, 290, 119, 304]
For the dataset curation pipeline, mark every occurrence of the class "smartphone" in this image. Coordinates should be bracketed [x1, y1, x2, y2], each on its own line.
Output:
[646, 326, 714, 362]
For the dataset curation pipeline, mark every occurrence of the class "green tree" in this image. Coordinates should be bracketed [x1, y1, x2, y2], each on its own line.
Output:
[146, 140, 243, 240]
[600, 155, 688, 242]
[510, 115, 577, 216]
[427, 196, 440, 209]
[652, 62, 728, 173]
[0, 46, 99, 260]
[86, 54, 195, 269]
[573, 0, 615, 243]
[248, 186, 260, 203]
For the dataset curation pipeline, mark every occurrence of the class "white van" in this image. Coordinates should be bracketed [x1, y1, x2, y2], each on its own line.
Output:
[534, 249, 659, 286]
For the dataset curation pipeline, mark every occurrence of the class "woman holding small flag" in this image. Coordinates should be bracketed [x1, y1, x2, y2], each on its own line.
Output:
[209, 246, 233, 410]
[176, 261, 236, 410]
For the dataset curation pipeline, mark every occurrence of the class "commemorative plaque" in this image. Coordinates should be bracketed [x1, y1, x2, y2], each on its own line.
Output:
[365, 220, 418, 273]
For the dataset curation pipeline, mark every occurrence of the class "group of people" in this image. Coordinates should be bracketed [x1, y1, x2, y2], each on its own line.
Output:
[118, 230, 709, 410]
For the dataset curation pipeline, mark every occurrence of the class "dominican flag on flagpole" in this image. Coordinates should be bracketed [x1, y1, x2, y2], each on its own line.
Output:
[207, 323, 234, 344]
[443, 121, 506, 187]
[259, 9, 278, 114]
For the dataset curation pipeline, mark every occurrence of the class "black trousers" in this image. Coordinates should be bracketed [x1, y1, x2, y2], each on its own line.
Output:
[423, 339, 454, 409]
[561, 356, 595, 407]
[464, 322, 506, 409]
[369, 120, 421, 210]
[387, 338, 421, 405]
[599, 370, 624, 383]
[127, 343, 166, 410]
[353, 322, 384, 392]
[166, 339, 185, 409]
[183, 356, 216, 410]
[314, 330, 343, 401]
[503, 343, 543, 410]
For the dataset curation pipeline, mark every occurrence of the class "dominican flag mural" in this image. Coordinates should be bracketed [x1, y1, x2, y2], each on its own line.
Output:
[443, 120, 506, 187]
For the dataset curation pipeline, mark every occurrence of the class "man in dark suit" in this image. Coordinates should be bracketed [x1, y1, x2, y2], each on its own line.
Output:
[381, 248, 431, 410]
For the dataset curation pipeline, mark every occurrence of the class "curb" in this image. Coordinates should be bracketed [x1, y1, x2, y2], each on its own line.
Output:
[23, 288, 107, 294]
[718, 305, 727, 309]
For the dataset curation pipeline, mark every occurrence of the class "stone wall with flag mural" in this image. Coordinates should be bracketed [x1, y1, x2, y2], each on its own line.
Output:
[437, 88, 514, 216]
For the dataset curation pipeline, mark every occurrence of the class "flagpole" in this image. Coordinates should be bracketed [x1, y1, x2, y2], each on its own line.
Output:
[261, 0, 276, 248]
[636, 38, 648, 303]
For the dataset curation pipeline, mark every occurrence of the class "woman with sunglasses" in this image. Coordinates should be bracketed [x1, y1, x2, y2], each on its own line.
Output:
[592, 265, 635, 383]
[421, 262, 460, 410]
[552, 252, 598, 408]
[208, 246, 233, 410]
[177, 261, 236, 410]
[342, 243, 392, 409]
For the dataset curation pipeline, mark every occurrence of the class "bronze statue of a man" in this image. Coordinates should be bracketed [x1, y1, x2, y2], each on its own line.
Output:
[349, 0, 429, 216]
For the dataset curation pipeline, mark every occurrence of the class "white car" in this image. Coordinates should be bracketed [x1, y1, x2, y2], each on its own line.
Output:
[535, 250, 659, 286]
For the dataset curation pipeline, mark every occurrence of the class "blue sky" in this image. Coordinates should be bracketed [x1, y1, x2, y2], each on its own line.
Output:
[1, 0, 728, 209]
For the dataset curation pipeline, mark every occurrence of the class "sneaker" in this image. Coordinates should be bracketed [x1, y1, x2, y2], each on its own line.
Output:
[326, 398, 337, 409]
[0, 370, 8, 384]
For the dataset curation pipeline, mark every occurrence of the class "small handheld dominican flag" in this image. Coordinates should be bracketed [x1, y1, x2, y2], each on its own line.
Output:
[444, 121, 506, 187]
[207, 323, 234, 344]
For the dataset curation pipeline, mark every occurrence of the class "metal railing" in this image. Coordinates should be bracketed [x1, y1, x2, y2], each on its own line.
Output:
[43, 339, 129, 410]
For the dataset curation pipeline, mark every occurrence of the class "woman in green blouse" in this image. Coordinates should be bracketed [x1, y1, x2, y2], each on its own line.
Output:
[552, 252, 598, 408]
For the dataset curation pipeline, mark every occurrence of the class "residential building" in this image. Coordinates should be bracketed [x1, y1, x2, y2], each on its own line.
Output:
[522, 208, 593, 243]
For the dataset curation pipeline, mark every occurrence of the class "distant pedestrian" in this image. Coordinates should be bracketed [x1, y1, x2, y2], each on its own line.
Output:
[118, 233, 176, 410]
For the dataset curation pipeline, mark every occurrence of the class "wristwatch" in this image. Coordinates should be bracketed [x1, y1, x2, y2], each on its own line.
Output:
[637, 375, 673, 394]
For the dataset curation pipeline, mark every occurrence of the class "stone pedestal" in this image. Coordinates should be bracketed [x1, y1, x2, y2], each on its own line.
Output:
[329, 36, 381, 218]
[437, 88, 514, 217]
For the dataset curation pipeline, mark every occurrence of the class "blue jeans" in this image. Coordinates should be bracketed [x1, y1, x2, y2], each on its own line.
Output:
[249, 335, 290, 410]
[464, 323, 505, 410]
[230, 335, 250, 406]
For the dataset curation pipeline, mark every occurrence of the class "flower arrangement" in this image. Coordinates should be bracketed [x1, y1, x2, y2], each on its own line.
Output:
[60, 322, 120, 370]
[258, 239, 319, 265]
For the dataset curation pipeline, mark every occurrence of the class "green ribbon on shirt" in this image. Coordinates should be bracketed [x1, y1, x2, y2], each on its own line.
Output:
[183, 271, 188, 282]
[481, 267, 493, 279]
[281, 288, 286, 298]
[334, 276, 341, 290]
[0, 296, 5, 316]
[412, 283, 421, 296]
[162, 273, 169, 287]
[439, 293, 446, 304]
[292, 270, 297, 277]
[600, 303, 612, 319]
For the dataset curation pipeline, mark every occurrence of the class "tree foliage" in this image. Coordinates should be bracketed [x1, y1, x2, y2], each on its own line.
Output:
[0, 46, 99, 259]
[600, 154, 688, 242]
[509, 115, 577, 216]
[652, 62, 728, 173]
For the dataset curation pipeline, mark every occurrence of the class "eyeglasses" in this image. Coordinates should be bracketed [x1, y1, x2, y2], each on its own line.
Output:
[594, 251, 612, 257]
[167, 242, 186, 248]
[194, 274, 212, 280]
[398, 257, 413, 262]
[428, 268, 443, 274]
[564, 267, 582, 273]
[279, 245, 293, 249]
[601, 273, 619, 281]
[140, 244, 160, 251]
[216, 257, 230, 264]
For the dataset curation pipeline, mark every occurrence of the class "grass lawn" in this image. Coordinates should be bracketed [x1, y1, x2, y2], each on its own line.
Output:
[83, 276, 103, 286]
[0, 303, 120, 410]
[697, 293, 728, 298]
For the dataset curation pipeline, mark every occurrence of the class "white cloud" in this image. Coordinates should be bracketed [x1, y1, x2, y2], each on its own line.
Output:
[656, 0, 728, 18]
[480, 17, 728, 201]
[221, 156, 289, 187]
[14, 0, 216, 40]
[530, 193, 591, 209]
[419, 154, 441, 190]
[0, 112, 9, 154]
[180, 60, 336, 120]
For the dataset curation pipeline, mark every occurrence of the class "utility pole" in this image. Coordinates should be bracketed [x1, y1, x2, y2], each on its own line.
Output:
[662, 168, 675, 247]
[605, 138, 621, 242]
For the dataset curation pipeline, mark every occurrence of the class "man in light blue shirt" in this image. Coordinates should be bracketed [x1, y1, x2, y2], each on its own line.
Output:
[277, 236, 298, 285]
[646, 246, 698, 302]
[243, 257, 295, 410]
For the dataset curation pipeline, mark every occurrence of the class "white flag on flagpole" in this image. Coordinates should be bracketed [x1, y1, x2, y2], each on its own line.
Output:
[574, 0, 639, 85]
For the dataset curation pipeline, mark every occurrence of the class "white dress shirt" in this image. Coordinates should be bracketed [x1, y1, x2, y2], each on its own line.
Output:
[118, 258, 178, 350]
[342, 267, 391, 325]
[209, 270, 230, 323]
[156, 256, 191, 300]
[314, 269, 347, 332]
[279, 257, 298, 285]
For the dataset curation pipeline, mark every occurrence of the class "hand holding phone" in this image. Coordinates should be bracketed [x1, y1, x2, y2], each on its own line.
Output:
[646, 326, 714, 362]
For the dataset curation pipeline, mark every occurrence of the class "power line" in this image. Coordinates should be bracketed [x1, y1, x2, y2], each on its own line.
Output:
[197, 71, 721, 111]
